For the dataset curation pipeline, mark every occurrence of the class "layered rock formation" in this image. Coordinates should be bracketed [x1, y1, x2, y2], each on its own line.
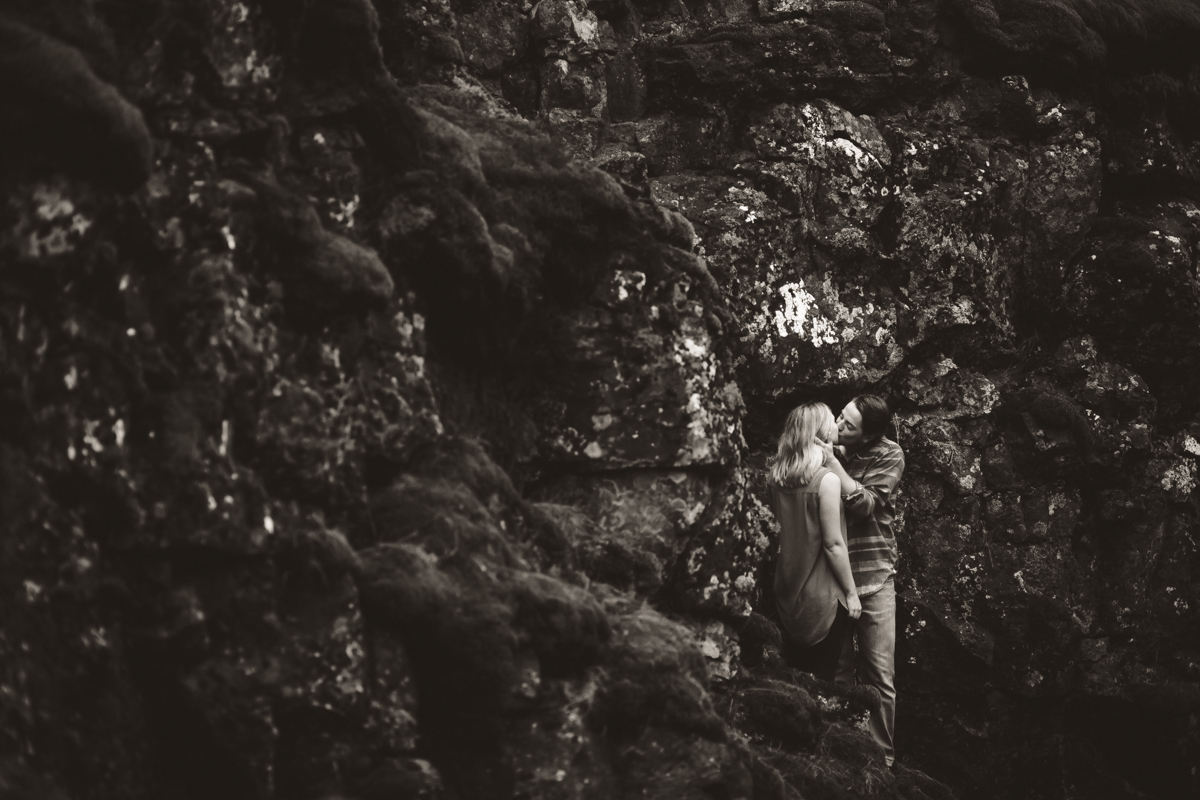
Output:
[1, 0, 1199, 799]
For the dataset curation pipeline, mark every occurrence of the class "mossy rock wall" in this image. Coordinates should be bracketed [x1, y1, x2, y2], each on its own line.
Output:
[2, 0, 1200, 798]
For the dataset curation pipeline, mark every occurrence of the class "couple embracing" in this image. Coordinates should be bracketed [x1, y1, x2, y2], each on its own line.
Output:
[767, 395, 905, 768]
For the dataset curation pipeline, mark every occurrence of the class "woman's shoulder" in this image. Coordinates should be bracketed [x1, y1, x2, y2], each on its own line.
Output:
[813, 471, 840, 506]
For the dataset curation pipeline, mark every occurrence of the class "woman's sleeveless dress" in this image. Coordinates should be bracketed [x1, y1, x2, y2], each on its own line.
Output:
[770, 467, 848, 646]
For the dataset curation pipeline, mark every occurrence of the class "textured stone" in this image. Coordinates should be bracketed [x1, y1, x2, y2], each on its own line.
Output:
[534, 470, 713, 561]
[899, 358, 999, 419]
[532, 264, 745, 469]
[456, 0, 530, 75]
[0, 20, 152, 190]
[758, 0, 821, 22]
[530, 0, 601, 49]
[539, 58, 606, 112]
[634, 112, 732, 175]
[673, 469, 776, 617]
[8, 0, 1200, 797]
[746, 100, 892, 239]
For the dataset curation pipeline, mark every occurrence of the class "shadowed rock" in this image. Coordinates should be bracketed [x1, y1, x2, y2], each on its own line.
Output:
[0, 19, 152, 190]
[251, 177, 394, 316]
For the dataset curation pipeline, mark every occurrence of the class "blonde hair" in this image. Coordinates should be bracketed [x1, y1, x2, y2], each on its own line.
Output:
[769, 402, 836, 488]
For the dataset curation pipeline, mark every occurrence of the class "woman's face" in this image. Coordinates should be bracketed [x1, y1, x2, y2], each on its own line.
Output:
[819, 413, 839, 445]
[836, 402, 864, 449]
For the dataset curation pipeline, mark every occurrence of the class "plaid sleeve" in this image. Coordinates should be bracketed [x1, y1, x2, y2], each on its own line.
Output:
[843, 447, 905, 521]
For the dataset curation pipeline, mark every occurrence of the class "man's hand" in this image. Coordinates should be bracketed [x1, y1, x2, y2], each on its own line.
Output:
[846, 593, 862, 620]
[817, 438, 837, 465]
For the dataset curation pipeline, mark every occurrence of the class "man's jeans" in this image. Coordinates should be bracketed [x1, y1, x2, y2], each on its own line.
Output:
[835, 577, 896, 766]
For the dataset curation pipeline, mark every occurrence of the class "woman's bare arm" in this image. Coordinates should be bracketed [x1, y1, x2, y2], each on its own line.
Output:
[819, 472, 861, 619]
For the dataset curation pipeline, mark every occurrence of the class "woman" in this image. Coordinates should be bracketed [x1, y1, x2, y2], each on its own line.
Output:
[768, 402, 862, 679]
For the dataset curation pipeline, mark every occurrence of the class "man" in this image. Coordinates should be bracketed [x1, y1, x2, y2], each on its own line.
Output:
[818, 394, 905, 768]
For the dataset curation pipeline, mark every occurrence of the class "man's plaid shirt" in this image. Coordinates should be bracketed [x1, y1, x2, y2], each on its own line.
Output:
[840, 436, 905, 596]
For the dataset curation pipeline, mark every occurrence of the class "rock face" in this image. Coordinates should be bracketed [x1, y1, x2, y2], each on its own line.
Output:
[2, 0, 1200, 799]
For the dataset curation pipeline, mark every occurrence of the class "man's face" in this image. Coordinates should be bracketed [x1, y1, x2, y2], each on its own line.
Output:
[837, 402, 864, 449]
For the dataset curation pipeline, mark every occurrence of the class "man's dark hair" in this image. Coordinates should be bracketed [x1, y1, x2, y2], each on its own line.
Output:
[852, 394, 891, 443]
